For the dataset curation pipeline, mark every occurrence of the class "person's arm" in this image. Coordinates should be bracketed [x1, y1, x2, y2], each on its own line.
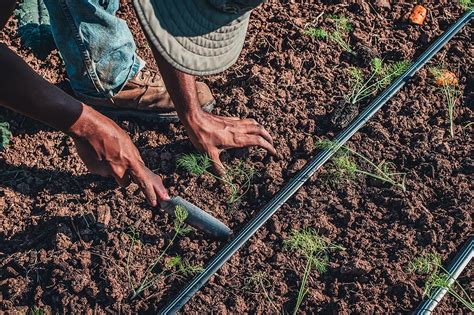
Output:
[153, 50, 277, 176]
[0, 43, 169, 205]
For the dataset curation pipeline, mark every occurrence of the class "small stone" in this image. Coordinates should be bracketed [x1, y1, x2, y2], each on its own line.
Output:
[311, 289, 326, 302]
[288, 159, 306, 173]
[55, 223, 72, 250]
[261, 66, 271, 75]
[96, 205, 111, 227]
[277, 89, 286, 99]
[302, 137, 314, 154]
[275, 281, 288, 295]
[375, 0, 391, 9]
[250, 65, 260, 75]
[78, 250, 92, 269]
[341, 258, 372, 275]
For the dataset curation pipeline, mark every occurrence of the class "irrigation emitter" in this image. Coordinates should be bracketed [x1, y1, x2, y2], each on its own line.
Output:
[160, 10, 474, 313]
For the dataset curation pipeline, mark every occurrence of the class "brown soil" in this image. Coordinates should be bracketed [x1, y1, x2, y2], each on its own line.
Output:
[1, 1, 473, 314]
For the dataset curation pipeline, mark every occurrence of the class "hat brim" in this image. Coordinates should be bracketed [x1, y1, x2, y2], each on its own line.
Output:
[133, 0, 250, 76]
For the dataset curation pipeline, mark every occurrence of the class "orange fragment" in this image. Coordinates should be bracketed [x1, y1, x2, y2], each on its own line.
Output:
[435, 70, 458, 86]
[409, 5, 427, 25]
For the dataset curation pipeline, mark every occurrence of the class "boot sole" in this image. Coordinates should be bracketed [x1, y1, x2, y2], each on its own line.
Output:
[92, 100, 216, 123]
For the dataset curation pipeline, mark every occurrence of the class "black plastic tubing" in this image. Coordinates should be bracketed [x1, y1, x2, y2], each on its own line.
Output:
[414, 236, 474, 314]
[161, 10, 474, 314]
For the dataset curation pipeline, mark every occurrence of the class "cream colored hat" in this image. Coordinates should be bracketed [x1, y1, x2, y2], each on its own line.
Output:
[133, 0, 266, 75]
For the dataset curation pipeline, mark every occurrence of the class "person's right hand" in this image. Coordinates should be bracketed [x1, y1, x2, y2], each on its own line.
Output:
[70, 105, 169, 206]
[0, 43, 168, 206]
[183, 111, 277, 176]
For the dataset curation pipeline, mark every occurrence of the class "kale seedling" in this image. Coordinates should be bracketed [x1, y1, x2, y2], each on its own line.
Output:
[285, 229, 344, 315]
[317, 140, 406, 191]
[14, 0, 56, 59]
[429, 67, 461, 138]
[305, 15, 354, 53]
[410, 253, 474, 311]
[177, 153, 256, 204]
[127, 205, 203, 300]
[0, 121, 12, 151]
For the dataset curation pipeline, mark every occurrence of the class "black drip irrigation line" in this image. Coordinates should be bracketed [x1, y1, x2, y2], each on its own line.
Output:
[161, 10, 474, 314]
[414, 236, 474, 314]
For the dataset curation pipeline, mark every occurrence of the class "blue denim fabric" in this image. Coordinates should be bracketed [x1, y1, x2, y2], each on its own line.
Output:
[44, 0, 144, 100]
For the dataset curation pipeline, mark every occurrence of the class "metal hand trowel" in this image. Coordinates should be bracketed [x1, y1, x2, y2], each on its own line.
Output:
[160, 196, 232, 241]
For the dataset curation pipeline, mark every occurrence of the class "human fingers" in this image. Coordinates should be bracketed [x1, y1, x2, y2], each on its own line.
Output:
[208, 148, 226, 177]
[73, 138, 111, 177]
[240, 124, 274, 146]
[237, 134, 277, 156]
[130, 164, 158, 207]
[113, 170, 132, 187]
[143, 167, 170, 202]
[219, 115, 241, 122]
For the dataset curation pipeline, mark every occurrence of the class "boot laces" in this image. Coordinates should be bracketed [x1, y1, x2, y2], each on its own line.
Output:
[138, 69, 162, 84]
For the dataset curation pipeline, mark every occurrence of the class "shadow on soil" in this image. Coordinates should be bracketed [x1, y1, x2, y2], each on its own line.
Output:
[0, 161, 111, 196]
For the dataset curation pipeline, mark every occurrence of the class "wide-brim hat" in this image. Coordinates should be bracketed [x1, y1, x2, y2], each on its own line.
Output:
[133, 0, 265, 76]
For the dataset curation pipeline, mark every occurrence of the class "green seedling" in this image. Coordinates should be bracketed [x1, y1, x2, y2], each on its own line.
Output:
[347, 58, 411, 105]
[459, 0, 473, 10]
[317, 140, 406, 191]
[244, 271, 279, 313]
[462, 121, 473, 134]
[305, 15, 353, 53]
[125, 226, 142, 295]
[14, 0, 56, 59]
[177, 153, 256, 204]
[410, 253, 474, 311]
[28, 307, 46, 315]
[429, 67, 461, 137]
[285, 229, 344, 315]
[0, 121, 12, 151]
[127, 205, 202, 300]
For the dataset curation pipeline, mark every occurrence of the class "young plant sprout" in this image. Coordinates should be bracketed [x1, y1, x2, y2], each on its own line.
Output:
[244, 271, 279, 313]
[0, 121, 12, 150]
[285, 229, 344, 315]
[459, 0, 473, 10]
[305, 15, 354, 53]
[429, 67, 461, 137]
[347, 58, 411, 105]
[127, 205, 203, 300]
[410, 253, 474, 311]
[331, 58, 411, 128]
[317, 140, 406, 191]
[28, 307, 46, 315]
[14, 0, 56, 59]
[177, 153, 256, 204]
[462, 121, 473, 134]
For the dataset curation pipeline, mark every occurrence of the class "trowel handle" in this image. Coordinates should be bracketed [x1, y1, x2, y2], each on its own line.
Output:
[160, 197, 232, 240]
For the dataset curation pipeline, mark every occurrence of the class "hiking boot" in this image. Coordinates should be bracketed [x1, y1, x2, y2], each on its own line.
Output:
[83, 68, 215, 122]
